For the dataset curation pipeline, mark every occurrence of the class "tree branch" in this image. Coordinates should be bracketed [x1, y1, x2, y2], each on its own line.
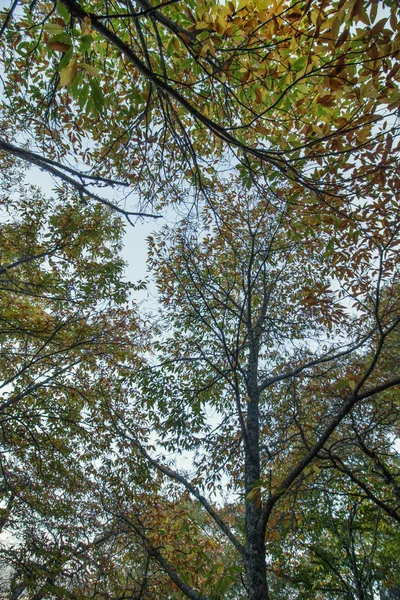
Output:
[119, 513, 210, 600]
[59, 0, 299, 183]
[109, 412, 245, 555]
[0, 139, 161, 221]
[261, 374, 400, 530]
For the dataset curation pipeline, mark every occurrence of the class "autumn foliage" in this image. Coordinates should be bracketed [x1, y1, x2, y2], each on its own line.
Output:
[0, 0, 399, 598]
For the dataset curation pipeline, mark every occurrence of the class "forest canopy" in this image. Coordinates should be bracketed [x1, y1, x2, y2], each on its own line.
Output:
[0, 0, 399, 598]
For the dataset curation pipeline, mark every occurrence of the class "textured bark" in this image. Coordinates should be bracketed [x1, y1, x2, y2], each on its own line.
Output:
[244, 361, 269, 600]
[245, 503, 269, 600]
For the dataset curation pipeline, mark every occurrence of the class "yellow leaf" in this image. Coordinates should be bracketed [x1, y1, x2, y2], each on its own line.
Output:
[43, 23, 65, 34]
[237, 0, 252, 11]
[207, 39, 216, 57]
[311, 124, 323, 136]
[83, 63, 100, 77]
[215, 14, 227, 34]
[59, 57, 78, 87]
[256, 0, 271, 8]
[81, 16, 92, 37]
[255, 87, 266, 104]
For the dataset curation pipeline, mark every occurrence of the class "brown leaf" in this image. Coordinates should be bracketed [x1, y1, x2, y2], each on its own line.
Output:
[336, 28, 349, 47]
[47, 41, 71, 53]
[370, 17, 387, 37]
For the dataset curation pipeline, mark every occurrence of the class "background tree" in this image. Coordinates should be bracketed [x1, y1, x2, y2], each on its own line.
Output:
[133, 183, 400, 599]
[0, 158, 152, 598]
[0, 160, 240, 600]
[264, 469, 400, 598]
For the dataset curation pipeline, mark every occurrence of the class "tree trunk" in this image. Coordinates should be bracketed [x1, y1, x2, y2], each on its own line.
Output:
[245, 381, 269, 600]
[245, 502, 269, 600]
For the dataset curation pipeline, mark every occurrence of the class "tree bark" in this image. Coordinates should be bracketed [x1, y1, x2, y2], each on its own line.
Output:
[244, 378, 269, 600]
[245, 503, 269, 600]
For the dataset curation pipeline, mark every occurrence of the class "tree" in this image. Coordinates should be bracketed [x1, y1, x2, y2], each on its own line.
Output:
[0, 0, 399, 210]
[1, 172, 398, 599]
[0, 158, 150, 598]
[262, 459, 400, 598]
[0, 160, 237, 600]
[69, 181, 390, 598]
[132, 185, 399, 599]
[0, 0, 399, 598]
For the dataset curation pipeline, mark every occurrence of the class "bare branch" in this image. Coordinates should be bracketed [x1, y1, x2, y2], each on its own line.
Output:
[0, 139, 161, 221]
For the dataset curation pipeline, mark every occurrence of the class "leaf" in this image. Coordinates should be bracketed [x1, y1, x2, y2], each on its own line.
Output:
[348, 379, 356, 390]
[330, 17, 341, 41]
[78, 83, 90, 109]
[59, 48, 73, 70]
[47, 41, 71, 53]
[81, 16, 92, 37]
[246, 486, 261, 502]
[83, 63, 101, 78]
[59, 57, 78, 87]
[318, 94, 335, 108]
[89, 78, 104, 113]
[80, 35, 93, 52]
[292, 56, 307, 72]
[43, 23, 65, 34]
[336, 28, 349, 47]
[370, 17, 387, 37]
[70, 70, 84, 97]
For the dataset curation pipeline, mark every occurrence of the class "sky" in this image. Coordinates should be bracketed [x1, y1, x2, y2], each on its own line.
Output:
[0, 0, 163, 285]
[17, 163, 164, 297]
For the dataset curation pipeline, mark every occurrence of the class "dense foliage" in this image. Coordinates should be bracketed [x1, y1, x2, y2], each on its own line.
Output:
[0, 0, 399, 598]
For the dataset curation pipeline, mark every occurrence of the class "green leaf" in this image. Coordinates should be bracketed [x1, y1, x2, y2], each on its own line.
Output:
[83, 63, 101, 77]
[89, 78, 104, 113]
[78, 83, 90, 109]
[16, 42, 33, 56]
[80, 35, 93, 52]
[325, 238, 335, 255]
[43, 23, 65, 34]
[292, 55, 308, 72]
[57, 1, 70, 22]
[59, 48, 73, 70]
[71, 70, 84, 98]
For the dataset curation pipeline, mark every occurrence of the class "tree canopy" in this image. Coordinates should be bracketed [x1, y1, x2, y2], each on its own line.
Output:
[0, 0, 399, 599]
[1, 0, 399, 206]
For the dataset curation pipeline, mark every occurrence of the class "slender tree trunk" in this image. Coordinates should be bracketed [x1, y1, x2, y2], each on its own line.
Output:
[245, 501, 269, 600]
[245, 381, 269, 600]
[352, 570, 366, 600]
